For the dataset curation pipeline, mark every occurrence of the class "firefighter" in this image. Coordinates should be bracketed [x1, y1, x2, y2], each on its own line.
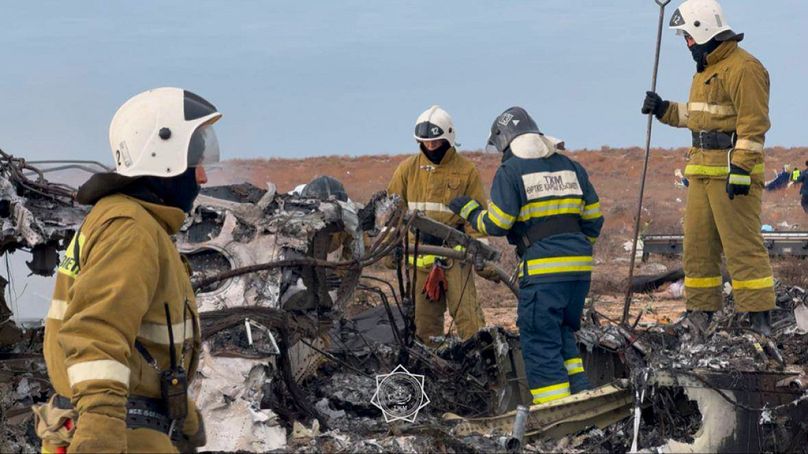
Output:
[449, 107, 603, 404]
[642, 0, 775, 334]
[35, 88, 219, 453]
[387, 105, 490, 346]
[791, 161, 808, 213]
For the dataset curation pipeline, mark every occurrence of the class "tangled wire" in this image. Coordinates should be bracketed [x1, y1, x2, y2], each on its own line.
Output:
[0, 149, 76, 204]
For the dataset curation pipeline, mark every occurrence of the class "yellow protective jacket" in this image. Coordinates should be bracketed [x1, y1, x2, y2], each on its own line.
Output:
[43, 194, 201, 450]
[387, 147, 488, 265]
[659, 41, 770, 179]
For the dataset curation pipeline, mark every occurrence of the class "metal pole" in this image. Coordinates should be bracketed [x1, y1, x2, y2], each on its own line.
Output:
[622, 0, 671, 325]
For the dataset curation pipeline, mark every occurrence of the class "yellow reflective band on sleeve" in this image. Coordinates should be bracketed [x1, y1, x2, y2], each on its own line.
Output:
[524, 256, 593, 276]
[684, 276, 723, 288]
[138, 321, 195, 345]
[518, 198, 584, 222]
[459, 200, 480, 220]
[735, 139, 765, 153]
[564, 358, 585, 375]
[57, 232, 86, 278]
[684, 163, 764, 177]
[407, 245, 465, 270]
[531, 382, 571, 404]
[488, 202, 516, 229]
[47, 299, 68, 321]
[581, 202, 602, 220]
[792, 170, 801, 182]
[677, 102, 690, 127]
[476, 210, 489, 235]
[732, 276, 774, 290]
[688, 102, 736, 116]
[67, 359, 130, 387]
[728, 174, 751, 186]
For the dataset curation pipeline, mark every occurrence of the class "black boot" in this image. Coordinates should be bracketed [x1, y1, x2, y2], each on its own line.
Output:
[749, 311, 772, 337]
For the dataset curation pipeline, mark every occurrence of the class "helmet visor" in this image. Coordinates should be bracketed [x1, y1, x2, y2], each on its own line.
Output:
[414, 121, 445, 141]
[485, 132, 500, 154]
[187, 124, 220, 167]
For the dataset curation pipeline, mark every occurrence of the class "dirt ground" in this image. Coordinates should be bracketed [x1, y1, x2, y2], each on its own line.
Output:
[211, 147, 808, 331]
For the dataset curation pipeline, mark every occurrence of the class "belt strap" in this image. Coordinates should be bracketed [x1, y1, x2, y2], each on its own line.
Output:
[52, 394, 176, 436]
[517, 216, 582, 255]
[692, 130, 736, 150]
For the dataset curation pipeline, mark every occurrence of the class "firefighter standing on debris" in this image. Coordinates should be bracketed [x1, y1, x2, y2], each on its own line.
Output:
[35, 88, 218, 453]
[642, 0, 775, 334]
[387, 105, 492, 346]
[449, 107, 603, 404]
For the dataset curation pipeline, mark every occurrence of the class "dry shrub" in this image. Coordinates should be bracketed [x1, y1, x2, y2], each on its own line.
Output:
[773, 258, 808, 288]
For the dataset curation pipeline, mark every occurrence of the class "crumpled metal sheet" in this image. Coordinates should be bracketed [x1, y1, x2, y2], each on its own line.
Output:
[177, 183, 363, 313]
[189, 349, 286, 452]
[0, 175, 85, 274]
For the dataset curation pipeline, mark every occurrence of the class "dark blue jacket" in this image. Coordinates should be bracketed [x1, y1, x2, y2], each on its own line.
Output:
[796, 169, 808, 196]
[464, 146, 603, 285]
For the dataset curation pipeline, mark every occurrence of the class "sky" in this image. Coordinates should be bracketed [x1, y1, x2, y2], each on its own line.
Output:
[2, 1, 807, 318]
[2, 0, 807, 165]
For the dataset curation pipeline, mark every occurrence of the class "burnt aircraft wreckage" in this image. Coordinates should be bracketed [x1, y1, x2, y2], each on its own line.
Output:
[0, 151, 806, 453]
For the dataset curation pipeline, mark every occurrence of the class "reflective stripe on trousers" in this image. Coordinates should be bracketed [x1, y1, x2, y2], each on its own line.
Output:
[531, 382, 571, 404]
[564, 357, 584, 375]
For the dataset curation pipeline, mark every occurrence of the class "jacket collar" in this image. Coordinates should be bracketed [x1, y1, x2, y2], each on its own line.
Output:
[706, 40, 738, 67]
[123, 195, 186, 235]
[510, 133, 558, 159]
[419, 146, 457, 167]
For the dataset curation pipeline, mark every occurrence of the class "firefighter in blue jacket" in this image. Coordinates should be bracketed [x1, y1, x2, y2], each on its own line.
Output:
[449, 107, 604, 404]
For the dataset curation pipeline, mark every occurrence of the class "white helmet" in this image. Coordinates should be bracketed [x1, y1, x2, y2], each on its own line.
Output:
[109, 87, 222, 178]
[669, 0, 736, 45]
[413, 105, 456, 146]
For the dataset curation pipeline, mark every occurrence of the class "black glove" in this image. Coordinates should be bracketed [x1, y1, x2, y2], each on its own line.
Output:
[726, 164, 751, 200]
[641, 91, 670, 119]
[448, 196, 481, 220]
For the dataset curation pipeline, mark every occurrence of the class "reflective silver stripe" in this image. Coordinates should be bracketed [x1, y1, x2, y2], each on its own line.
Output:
[527, 259, 593, 272]
[408, 201, 452, 213]
[677, 102, 689, 127]
[47, 299, 68, 320]
[138, 321, 194, 345]
[460, 200, 480, 219]
[67, 360, 130, 387]
[688, 102, 736, 116]
[735, 139, 764, 153]
[531, 384, 571, 399]
[519, 202, 583, 219]
[565, 358, 584, 372]
[728, 174, 751, 185]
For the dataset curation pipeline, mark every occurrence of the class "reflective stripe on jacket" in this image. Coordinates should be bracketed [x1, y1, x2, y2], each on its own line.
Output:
[466, 150, 603, 284]
[660, 41, 770, 179]
[44, 194, 201, 433]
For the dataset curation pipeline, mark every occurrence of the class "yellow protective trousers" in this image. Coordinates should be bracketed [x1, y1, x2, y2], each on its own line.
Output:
[683, 177, 775, 312]
[414, 260, 485, 346]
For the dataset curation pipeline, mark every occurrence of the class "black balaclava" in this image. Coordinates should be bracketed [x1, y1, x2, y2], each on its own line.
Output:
[122, 167, 200, 213]
[419, 139, 451, 165]
[690, 38, 722, 72]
